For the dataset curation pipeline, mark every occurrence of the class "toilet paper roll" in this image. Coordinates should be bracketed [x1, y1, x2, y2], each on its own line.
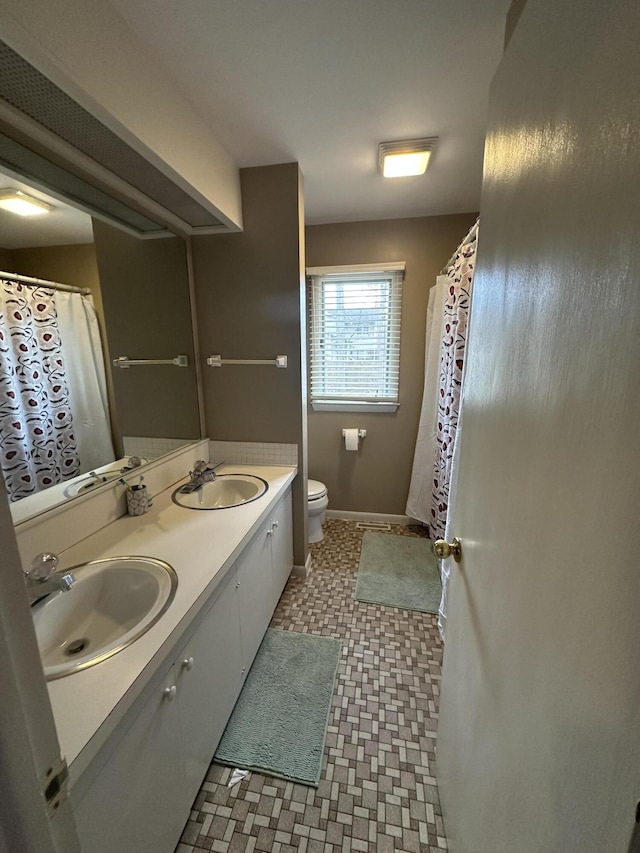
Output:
[343, 428, 359, 451]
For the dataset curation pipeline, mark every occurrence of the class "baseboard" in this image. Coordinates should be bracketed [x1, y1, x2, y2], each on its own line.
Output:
[325, 510, 417, 526]
[292, 553, 312, 578]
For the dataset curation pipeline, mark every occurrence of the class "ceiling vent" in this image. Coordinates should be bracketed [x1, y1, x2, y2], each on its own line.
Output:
[0, 133, 165, 234]
[0, 39, 223, 231]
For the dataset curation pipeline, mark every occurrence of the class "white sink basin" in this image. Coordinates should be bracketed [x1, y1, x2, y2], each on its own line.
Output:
[32, 556, 178, 680]
[63, 458, 146, 497]
[172, 474, 268, 510]
[64, 470, 122, 498]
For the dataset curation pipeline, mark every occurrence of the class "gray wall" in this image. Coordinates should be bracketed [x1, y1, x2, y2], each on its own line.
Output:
[191, 163, 308, 565]
[306, 213, 477, 515]
[5, 243, 100, 292]
[0, 247, 15, 269]
[92, 220, 200, 447]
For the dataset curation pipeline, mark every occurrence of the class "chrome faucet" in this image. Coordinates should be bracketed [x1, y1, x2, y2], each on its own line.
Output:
[24, 553, 75, 606]
[179, 460, 221, 494]
[87, 470, 108, 486]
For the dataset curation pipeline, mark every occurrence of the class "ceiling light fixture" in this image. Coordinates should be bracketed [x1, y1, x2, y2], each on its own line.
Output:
[0, 189, 53, 216]
[378, 138, 437, 178]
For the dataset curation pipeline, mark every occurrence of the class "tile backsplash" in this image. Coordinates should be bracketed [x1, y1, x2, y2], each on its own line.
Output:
[209, 441, 297, 466]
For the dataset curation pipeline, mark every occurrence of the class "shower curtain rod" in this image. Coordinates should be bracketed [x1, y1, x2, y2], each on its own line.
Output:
[440, 216, 480, 275]
[0, 269, 90, 295]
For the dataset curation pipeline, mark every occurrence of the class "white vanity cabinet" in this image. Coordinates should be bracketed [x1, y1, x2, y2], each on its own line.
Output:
[74, 566, 243, 853]
[72, 485, 294, 853]
[237, 490, 293, 677]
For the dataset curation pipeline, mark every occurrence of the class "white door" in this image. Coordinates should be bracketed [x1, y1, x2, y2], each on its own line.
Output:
[176, 567, 242, 797]
[269, 493, 293, 611]
[72, 666, 187, 853]
[436, 2, 640, 852]
[0, 492, 80, 852]
[237, 521, 272, 678]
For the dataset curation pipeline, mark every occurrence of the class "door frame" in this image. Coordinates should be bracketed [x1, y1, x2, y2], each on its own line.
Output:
[0, 489, 80, 852]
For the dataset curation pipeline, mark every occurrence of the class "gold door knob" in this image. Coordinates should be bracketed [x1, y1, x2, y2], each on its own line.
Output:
[432, 537, 462, 562]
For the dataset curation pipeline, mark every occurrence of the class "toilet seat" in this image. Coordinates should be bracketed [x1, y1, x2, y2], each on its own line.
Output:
[307, 479, 328, 544]
[308, 479, 327, 501]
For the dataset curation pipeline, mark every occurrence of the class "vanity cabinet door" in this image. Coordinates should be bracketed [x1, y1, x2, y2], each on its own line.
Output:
[237, 519, 272, 679]
[270, 492, 293, 611]
[237, 489, 294, 676]
[73, 667, 189, 853]
[175, 566, 243, 800]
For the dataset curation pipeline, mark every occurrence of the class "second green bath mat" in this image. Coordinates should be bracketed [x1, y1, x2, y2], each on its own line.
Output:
[355, 531, 441, 613]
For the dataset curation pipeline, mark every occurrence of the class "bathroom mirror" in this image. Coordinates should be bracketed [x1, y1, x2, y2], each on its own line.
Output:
[0, 164, 201, 524]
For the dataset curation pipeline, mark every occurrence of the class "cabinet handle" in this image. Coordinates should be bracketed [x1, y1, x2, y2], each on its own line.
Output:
[182, 657, 194, 672]
[241, 667, 246, 674]
[236, 581, 240, 589]
[266, 529, 272, 537]
[272, 520, 279, 530]
[163, 685, 177, 701]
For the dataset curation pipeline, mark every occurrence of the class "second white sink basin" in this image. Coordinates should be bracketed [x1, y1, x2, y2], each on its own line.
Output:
[172, 474, 268, 510]
[32, 556, 178, 680]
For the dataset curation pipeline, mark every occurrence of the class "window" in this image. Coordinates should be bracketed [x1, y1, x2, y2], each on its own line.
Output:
[307, 263, 404, 412]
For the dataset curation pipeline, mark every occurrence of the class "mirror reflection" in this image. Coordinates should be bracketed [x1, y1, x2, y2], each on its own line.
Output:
[0, 169, 201, 523]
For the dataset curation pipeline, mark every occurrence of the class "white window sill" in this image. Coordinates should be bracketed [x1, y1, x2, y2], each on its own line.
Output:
[311, 401, 399, 413]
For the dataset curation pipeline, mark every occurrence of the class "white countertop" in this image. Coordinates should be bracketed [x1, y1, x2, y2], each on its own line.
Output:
[47, 464, 296, 784]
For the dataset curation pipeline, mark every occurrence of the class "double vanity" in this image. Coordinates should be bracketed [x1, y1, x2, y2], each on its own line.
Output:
[18, 449, 296, 853]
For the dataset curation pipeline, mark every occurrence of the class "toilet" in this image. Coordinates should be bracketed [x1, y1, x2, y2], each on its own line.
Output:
[307, 479, 329, 543]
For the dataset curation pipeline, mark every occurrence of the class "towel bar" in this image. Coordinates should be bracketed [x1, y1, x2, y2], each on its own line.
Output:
[206, 355, 288, 368]
[112, 355, 189, 368]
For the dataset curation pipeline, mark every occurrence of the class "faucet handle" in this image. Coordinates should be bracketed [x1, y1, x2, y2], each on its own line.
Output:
[26, 552, 59, 581]
[59, 573, 74, 592]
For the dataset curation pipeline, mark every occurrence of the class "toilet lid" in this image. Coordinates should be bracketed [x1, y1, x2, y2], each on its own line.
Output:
[308, 479, 327, 500]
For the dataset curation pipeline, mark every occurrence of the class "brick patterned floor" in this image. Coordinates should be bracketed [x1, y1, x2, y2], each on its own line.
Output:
[176, 519, 447, 852]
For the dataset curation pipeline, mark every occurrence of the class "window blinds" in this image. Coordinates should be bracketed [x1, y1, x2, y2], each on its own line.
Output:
[308, 266, 403, 404]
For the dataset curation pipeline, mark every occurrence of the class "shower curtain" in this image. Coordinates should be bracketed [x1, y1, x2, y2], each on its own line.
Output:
[0, 280, 80, 500]
[406, 275, 448, 522]
[406, 221, 478, 638]
[0, 280, 114, 500]
[56, 291, 114, 475]
[430, 223, 478, 542]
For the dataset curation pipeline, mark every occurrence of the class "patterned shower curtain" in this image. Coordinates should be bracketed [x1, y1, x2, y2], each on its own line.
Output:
[430, 223, 478, 540]
[0, 280, 80, 501]
[406, 276, 448, 524]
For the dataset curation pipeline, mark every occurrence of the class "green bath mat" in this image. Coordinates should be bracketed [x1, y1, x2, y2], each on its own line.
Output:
[214, 628, 341, 786]
[355, 532, 441, 613]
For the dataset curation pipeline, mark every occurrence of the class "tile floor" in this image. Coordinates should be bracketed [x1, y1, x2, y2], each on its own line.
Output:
[176, 519, 447, 853]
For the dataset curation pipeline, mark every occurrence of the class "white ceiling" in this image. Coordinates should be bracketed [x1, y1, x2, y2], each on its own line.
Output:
[0, 168, 94, 250]
[108, 0, 510, 225]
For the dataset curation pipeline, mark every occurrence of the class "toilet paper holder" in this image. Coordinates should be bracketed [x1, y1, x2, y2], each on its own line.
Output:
[342, 429, 367, 439]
